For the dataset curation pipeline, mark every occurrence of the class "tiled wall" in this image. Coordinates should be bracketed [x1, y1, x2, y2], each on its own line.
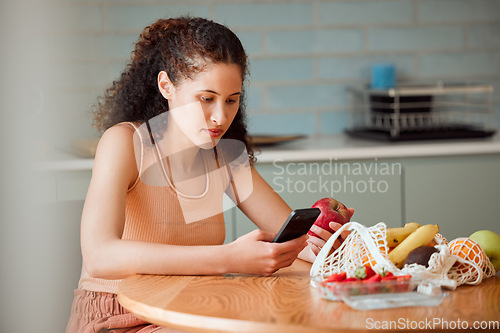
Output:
[42, 0, 500, 151]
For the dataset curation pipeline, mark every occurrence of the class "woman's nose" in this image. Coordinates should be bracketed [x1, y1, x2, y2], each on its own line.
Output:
[210, 104, 227, 126]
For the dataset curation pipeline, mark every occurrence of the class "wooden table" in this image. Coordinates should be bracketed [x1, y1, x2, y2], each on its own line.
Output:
[117, 260, 500, 332]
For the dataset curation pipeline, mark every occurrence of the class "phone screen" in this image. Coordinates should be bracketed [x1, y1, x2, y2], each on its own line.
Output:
[272, 208, 321, 243]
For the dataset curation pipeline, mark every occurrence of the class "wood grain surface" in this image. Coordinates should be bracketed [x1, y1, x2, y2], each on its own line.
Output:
[117, 260, 500, 332]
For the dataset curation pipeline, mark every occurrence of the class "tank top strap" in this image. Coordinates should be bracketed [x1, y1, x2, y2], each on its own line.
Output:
[115, 121, 144, 191]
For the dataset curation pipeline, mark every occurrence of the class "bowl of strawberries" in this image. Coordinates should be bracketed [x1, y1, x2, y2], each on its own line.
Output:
[314, 264, 446, 310]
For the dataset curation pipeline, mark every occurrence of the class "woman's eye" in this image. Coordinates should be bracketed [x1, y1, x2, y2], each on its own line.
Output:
[226, 98, 237, 104]
[201, 96, 213, 102]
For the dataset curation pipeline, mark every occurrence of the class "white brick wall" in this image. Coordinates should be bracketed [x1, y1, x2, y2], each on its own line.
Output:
[39, 0, 500, 147]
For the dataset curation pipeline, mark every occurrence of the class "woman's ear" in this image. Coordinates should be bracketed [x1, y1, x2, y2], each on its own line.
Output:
[158, 71, 175, 99]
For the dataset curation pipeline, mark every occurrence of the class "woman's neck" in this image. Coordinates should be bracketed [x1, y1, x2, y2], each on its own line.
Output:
[161, 115, 203, 174]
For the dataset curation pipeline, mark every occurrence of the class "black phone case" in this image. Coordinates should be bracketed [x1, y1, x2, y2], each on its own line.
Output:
[272, 208, 321, 243]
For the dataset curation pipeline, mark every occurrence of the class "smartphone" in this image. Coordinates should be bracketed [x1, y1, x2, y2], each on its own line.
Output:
[272, 208, 321, 243]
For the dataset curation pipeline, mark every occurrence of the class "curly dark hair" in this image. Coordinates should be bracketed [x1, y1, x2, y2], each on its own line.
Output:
[92, 16, 256, 163]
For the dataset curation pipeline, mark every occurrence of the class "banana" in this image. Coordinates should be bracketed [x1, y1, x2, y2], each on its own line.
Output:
[388, 224, 439, 268]
[386, 222, 421, 247]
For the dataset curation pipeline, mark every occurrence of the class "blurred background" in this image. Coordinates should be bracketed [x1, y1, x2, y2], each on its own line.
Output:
[29, 0, 500, 149]
[1, 0, 499, 332]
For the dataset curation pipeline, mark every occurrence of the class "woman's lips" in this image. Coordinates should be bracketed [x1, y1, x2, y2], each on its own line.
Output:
[206, 128, 223, 138]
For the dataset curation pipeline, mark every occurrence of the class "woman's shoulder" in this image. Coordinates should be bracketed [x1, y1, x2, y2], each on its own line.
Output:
[106, 121, 140, 135]
[92, 122, 140, 185]
[99, 123, 136, 149]
[100, 121, 147, 146]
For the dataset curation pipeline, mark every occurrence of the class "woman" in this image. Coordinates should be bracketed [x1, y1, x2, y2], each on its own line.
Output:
[66, 17, 349, 333]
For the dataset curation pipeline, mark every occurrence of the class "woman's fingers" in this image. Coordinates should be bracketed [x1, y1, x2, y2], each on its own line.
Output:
[307, 234, 326, 249]
[300, 210, 355, 258]
[278, 234, 308, 256]
[309, 242, 321, 256]
[309, 225, 332, 241]
[310, 222, 350, 242]
[308, 233, 341, 252]
[348, 207, 355, 217]
[232, 232, 309, 276]
[307, 237, 333, 255]
[329, 222, 350, 240]
[260, 237, 307, 274]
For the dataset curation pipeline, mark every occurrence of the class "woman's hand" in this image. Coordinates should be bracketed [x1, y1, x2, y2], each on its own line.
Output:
[226, 229, 308, 276]
[304, 207, 355, 258]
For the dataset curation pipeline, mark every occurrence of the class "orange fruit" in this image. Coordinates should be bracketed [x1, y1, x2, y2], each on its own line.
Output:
[448, 237, 486, 269]
[360, 247, 373, 266]
[360, 239, 388, 267]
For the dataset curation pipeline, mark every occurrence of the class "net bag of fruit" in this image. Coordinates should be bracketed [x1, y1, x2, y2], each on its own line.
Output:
[310, 222, 398, 281]
[401, 238, 495, 287]
[310, 222, 495, 288]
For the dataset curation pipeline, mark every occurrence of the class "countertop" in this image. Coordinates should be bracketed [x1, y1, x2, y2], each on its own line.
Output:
[254, 132, 500, 163]
[38, 132, 500, 171]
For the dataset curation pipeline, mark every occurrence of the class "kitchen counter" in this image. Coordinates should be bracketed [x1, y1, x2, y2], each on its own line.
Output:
[38, 132, 500, 171]
[254, 132, 500, 163]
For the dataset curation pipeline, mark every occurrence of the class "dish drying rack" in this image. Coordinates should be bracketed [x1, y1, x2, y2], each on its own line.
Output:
[346, 82, 496, 141]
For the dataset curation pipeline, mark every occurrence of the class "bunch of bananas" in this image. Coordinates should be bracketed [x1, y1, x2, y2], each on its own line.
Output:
[386, 223, 440, 268]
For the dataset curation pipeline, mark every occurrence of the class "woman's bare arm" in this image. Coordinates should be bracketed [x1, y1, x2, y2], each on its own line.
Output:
[236, 167, 321, 262]
[80, 125, 306, 278]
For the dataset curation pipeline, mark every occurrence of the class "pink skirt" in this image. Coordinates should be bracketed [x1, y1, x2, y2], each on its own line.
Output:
[66, 289, 184, 333]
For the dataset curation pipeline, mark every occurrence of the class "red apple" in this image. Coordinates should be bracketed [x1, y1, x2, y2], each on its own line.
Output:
[308, 197, 352, 238]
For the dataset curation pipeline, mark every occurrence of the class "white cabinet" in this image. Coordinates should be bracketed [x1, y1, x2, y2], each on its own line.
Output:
[403, 154, 500, 240]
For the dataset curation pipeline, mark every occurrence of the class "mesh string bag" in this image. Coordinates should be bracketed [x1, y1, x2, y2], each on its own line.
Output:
[310, 222, 399, 282]
[447, 238, 495, 285]
[401, 237, 496, 287]
[310, 222, 496, 289]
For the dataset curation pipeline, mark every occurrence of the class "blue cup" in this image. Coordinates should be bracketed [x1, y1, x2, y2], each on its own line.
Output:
[371, 63, 396, 89]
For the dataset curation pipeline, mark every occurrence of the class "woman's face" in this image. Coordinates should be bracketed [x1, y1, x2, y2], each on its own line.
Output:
[160, 62, 243, 149]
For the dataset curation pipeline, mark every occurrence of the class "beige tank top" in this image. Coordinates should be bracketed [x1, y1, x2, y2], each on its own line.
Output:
[78, 122, 228, 293]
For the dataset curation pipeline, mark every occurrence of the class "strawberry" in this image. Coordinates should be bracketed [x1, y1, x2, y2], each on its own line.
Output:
[362, 273, 382, 293]
[396, 275, 412, 292]
[381, 275, 397, 281]
[363, 273, 382, 283]
[353, 265, 375, 280]
[380, 270, 397, 293]
[343, 277, 358, 283]
[381, 270, 395, 281]
[324, 272, 347, 283]
[380, 268, 394, 278]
